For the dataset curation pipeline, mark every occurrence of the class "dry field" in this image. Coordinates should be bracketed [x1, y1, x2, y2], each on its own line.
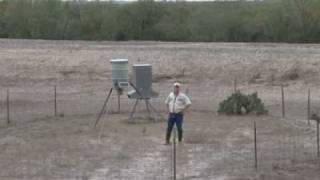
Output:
[0, 39, 320, 179]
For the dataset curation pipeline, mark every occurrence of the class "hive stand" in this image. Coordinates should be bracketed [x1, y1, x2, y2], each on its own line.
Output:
[94, 82, 122, 128]
[128, 82, 164, 122]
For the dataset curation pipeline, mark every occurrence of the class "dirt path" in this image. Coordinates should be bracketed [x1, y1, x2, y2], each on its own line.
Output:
[88, 136, 171, 180]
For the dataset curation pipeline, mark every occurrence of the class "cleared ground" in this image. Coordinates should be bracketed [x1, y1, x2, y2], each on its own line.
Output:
[0, 39, 319, 179]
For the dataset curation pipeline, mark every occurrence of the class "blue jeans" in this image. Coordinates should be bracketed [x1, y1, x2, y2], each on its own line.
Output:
[166, 113, 184, 142]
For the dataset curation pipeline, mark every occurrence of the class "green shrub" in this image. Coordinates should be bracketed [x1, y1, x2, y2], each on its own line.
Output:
[218, 91, 268, 115]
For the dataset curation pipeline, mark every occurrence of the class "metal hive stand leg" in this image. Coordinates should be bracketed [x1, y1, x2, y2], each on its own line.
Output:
[117, 92, 121, 113]
[129, 99, 140, 122]
[145, 99, 150, 114]
[145, 99, 154, 121]
[94, 88, 113, 128]
[130, 99, 162, 122]
[148, 101, 165, 121]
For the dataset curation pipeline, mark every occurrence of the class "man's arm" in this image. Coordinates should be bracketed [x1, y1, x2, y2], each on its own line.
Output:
[182, 104, 191, 114]
[165, 94, 171, 114]
[166, 104, 170, 114]
[182, 94, 192, 114]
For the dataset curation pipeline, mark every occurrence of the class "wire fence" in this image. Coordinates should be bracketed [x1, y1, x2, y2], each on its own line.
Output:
[1, 82, 320, 179]
[2, 84, 312, 123]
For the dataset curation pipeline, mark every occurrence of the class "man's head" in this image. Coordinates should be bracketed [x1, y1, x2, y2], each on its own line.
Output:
[173, 82, 181, 95]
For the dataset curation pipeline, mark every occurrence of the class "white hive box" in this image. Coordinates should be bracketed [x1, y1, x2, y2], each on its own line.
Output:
[110, 59, 129, 87]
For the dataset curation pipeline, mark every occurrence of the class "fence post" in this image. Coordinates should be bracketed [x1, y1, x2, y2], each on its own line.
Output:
[317, 119, 319, 157]
[173, 128, 176, 180]
[6, 89, 10, 124]
[54, 86, 57, 117]
[234, 78, 237, 93]
[254, 121, 258, 170]
[281, 84, 285, 118]
[308, 89, 310, 126]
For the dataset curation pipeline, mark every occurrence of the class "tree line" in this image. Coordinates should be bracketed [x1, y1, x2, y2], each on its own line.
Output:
[0, 0, 319, 43]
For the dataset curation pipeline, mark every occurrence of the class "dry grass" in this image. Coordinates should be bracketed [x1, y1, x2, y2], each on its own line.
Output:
[0, 39, 320, 179]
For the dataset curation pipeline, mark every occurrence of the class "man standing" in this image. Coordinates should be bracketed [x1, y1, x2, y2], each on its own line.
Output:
[165, 82, 191, 145]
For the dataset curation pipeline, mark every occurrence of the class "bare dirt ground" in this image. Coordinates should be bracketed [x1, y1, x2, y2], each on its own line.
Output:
[0, 39, 320, 179]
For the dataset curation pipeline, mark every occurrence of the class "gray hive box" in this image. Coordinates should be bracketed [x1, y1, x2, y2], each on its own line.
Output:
[110, 59, 129, 87]
[128, 64, 158, 99]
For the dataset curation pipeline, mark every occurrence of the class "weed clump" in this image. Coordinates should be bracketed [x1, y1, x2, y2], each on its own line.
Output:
[218, 91, 268, 115]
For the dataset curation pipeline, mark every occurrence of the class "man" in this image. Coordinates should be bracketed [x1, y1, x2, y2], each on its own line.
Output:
[165, 82, 191, 145]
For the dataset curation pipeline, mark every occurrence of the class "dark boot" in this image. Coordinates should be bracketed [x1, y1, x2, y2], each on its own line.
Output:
[165, 129, 172, 144]
[178, 129, 183, 142]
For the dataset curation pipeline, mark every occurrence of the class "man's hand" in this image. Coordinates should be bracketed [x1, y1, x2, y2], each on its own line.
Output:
[182, 105, 191, 115]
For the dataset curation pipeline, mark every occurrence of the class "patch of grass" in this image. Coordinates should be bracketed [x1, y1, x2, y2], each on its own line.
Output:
[59, 113, 65, 118]
[185, 133, 207, 144]
[115, 152, 130, 161]
[281, 67, 299, 81]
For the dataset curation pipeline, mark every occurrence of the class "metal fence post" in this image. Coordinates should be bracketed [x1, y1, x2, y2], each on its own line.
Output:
[281, 84, 285, 118]
[54, 86, 57, 117]
[234, 78, 237, 93]
[173, 127, 176, 180]
[317, 119, 319, 157]
[6, 89, 10, 124]
[254, 121, 258, 170]
[308, 89, 310, 125]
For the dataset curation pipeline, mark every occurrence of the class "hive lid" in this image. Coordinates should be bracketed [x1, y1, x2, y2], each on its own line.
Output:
[110, 59, 128, 63]
[133, 64, 151, 67]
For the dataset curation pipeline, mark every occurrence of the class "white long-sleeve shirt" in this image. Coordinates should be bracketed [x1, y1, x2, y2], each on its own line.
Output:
[165, 92, 191, 113]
